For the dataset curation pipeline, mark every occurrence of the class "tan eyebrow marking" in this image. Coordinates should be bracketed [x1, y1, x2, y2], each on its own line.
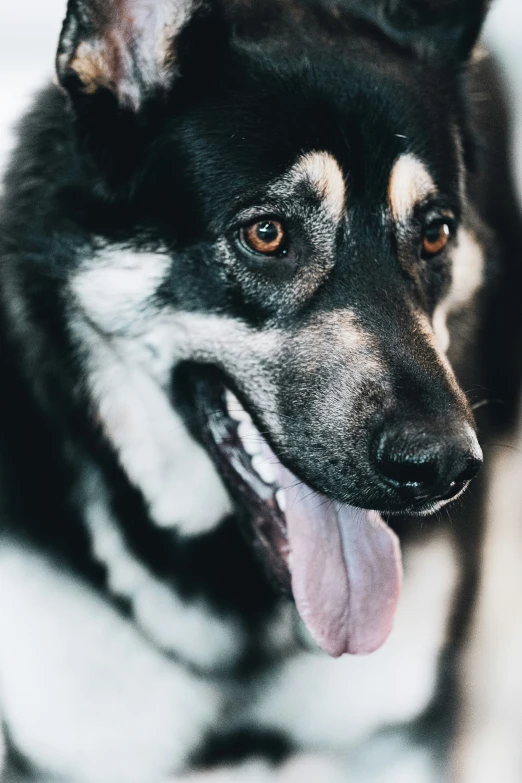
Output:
[290, 152, 346, 222]
[388, 154, 437, 223]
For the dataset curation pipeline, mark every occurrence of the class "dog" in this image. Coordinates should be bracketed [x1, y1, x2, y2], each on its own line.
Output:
[0, 0, 521, 780]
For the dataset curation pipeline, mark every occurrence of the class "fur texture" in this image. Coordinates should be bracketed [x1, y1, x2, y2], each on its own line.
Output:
[0, 0, 521, 781]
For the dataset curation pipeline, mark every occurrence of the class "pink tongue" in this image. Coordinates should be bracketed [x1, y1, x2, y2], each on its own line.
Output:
[276, 464, 403, 658]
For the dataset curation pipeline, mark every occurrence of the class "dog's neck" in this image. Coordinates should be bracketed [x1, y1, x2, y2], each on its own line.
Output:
[0, 281, 282, 668]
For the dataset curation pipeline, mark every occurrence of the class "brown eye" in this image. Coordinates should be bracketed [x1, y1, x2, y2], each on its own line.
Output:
[422, 223, 450, 257]
[241, 220, 286, 256]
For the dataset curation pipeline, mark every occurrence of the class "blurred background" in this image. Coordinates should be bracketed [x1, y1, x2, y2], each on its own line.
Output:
[0, 1, 522, 782]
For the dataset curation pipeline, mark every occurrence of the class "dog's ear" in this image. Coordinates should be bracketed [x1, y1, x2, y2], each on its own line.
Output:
[56, 0, 216, 112]
[56, 0, 224, 188]
[335, 0, 492, 62]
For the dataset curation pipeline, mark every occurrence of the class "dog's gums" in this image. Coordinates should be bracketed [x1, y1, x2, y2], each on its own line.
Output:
[201, 389, 403, 658]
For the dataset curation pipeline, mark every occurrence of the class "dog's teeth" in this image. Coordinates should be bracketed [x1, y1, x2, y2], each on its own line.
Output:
[275, 489, 287, 513]
[226, 391, 252, 425]
[225, 390, 238, 408]
[238, 421, 261, 456]
[252, 455, 276, 485]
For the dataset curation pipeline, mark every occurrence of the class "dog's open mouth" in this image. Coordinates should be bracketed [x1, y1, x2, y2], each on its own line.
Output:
[195, 381, 402, 658]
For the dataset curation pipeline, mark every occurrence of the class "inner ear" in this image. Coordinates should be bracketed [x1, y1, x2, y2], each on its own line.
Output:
[57, 0, 214, 112]
[56, 0, 226, 192]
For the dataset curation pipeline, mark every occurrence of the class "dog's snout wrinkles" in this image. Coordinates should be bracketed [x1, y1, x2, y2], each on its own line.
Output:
[374, 422, 483, 505]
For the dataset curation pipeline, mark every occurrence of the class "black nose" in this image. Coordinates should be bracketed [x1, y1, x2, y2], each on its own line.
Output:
[374, 422, 483, 505]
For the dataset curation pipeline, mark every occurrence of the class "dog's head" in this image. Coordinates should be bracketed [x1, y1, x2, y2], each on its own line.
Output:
[55, 0, 488, 656]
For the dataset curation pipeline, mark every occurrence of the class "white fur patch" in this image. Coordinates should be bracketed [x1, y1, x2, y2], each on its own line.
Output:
[83, 468, 244, 670]
[75, 317, 233, 534]
[176, 756, 346, 783]
[70, 249, 233, 536]
[432, 227, 485, 354]
[0, 541, 222, 783]
[349, 732, 438, 783]
[388, 154, 436, 223]
[174, 746, 436, 783]
[251, 533, 459, 748]
[71, 249, 172, 336]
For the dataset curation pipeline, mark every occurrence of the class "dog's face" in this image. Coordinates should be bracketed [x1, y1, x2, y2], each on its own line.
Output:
[56, 0, 488, 657]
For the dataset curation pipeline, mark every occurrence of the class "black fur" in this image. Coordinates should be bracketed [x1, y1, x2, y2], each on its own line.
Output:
[1, 0, 521, 778]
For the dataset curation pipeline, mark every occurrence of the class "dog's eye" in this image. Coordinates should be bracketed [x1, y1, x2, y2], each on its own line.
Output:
[240, 220, 287, 256]
[422, 222, 450, 258]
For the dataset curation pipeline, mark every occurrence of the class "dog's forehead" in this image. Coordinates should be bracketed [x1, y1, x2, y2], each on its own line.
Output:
[166, 48, 458, 223]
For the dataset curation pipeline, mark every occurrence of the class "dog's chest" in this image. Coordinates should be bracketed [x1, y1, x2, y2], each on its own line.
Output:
[0, 540, 233, 783]
[0, 529, 459, 783]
